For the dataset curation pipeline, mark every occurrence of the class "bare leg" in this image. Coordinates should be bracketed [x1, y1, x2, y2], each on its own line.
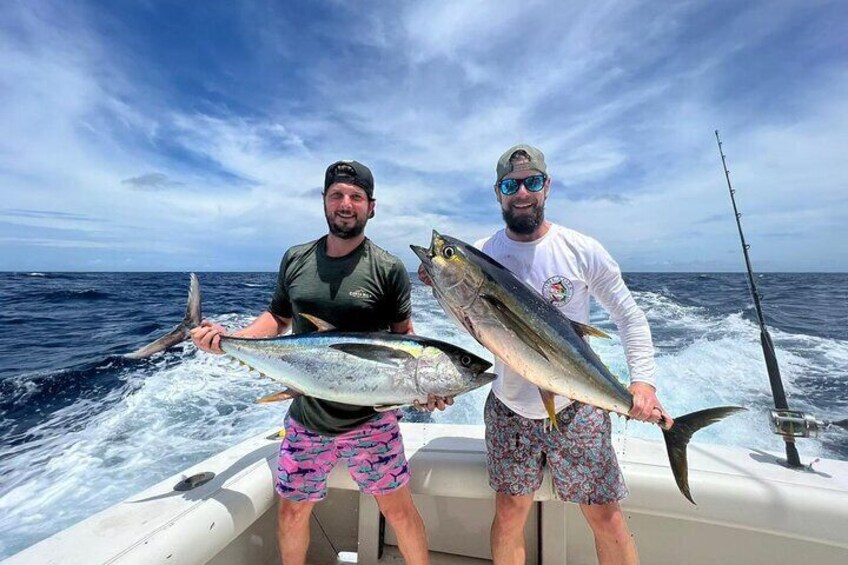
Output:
[374, 485, 429, 565]
[491, 493, 534, 565]
[277, 498, 316, 565]
[580, 502, 638, 565]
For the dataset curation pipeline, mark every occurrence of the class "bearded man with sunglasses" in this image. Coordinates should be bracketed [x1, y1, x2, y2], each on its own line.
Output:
[420, 145, 669, 564]
[192, 160, 450, 565]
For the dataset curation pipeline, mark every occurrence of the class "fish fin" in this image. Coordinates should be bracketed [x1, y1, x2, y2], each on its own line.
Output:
[126, 324, 191, 359]
[256, 388, 303, 404]
[231, 358, 267, 378]
[374, 404, 407, 412]
[662, 406, 747, 504]
[570, 320, 611, 339]
[185, 273, 202, 327]
[126, 273, 202, 359]
[330, 343, 414, 365]
[300, 313, 336, 332]
[537, 388, 560, 431]
[480, 294, 551, 362]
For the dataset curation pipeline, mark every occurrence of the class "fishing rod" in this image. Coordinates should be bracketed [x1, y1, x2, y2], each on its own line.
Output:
[714, 130, 847, 468]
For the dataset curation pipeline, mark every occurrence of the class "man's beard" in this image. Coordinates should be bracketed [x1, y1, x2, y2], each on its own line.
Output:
[502, 203, 545, 235]
[326, 211, 367, 239]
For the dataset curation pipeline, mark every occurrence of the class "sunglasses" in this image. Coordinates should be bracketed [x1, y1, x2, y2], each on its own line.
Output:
[497, 174, 547, 196]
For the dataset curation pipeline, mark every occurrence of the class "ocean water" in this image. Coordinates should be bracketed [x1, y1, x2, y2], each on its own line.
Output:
[0, 271, 846, 558]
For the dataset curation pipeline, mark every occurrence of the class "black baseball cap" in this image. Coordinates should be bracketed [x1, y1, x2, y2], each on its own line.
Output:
[324, 160, 374, 198]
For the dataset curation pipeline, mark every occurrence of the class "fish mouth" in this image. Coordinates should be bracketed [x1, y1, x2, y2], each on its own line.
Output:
[476, 372, 497, 386]
[410, 244, 431, 266]
[411, 230, 442, 266]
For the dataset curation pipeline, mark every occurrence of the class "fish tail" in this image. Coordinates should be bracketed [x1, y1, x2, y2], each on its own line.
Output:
[126, 273, 202, 358]
[661, 406, 747, 504]
[184, 273, 202, 327]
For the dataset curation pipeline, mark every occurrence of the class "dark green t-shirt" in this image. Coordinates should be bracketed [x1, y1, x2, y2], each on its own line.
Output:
[268, 236, 412, 435]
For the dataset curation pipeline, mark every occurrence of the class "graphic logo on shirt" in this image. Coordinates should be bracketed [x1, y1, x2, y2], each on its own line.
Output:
[349, 288, 374, 300]
[542, 276, 573, 307]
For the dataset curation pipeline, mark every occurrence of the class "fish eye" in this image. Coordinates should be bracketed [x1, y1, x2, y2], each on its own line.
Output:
[460, 354, 471, 367]
[443, 246, 457, 259]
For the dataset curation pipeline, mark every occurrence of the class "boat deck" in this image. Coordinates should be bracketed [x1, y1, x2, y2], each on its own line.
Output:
[7, 424, 848, 564]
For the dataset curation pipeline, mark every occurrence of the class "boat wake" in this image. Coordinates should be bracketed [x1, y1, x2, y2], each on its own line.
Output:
[1, 275, 845, 558]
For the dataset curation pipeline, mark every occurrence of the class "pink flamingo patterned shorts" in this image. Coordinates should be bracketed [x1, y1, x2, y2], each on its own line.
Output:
[275, 410, 410, 502]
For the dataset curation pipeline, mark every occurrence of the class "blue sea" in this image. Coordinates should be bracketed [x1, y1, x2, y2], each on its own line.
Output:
[1, 271, 846, 558]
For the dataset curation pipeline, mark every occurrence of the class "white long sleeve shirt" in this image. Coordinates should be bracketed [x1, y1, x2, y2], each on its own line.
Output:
[476, 223, 657, 419]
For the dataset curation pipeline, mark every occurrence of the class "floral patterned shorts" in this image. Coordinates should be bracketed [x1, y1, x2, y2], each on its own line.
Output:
[484, 391, 628, 505]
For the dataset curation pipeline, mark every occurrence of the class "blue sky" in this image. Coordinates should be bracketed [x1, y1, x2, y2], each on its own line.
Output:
[1, 0, 846, 272]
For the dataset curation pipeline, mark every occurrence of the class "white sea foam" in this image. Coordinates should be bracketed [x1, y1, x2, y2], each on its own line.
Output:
[0, 313, 286, 558]
[416, 288, 846, 460]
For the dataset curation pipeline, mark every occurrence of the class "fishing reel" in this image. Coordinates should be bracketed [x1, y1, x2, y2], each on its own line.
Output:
[768, 409, 848, 439]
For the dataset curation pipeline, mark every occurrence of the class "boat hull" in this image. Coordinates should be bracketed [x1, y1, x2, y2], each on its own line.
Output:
[7, 424, 848, 564]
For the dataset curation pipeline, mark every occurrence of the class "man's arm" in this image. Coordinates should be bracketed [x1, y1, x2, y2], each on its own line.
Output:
[585, 242, 672, 426]
[390, 318, 414, 335]
[190, 311, 292, 354]
[234, 311, 292, 338]
[193, 252, 296, 354]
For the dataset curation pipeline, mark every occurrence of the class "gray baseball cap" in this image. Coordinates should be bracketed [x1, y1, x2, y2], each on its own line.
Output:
[496, 144, 547, 182]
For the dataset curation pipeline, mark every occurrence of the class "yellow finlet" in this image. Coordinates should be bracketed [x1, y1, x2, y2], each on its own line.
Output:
[266, 429, 287, 440]
[537, 388, 560, 432]
[570, 320, 611, 339]
[300, 313, 336, 332]
[256, 388, 302, 404]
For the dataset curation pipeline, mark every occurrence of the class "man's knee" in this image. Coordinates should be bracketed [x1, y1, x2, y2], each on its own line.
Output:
[278, 498, 313, 527]
[375, 487, 420, 527]
[494, 494, 534, 528]
[381, 502, 418, 527]
[580, 503, 628, 536]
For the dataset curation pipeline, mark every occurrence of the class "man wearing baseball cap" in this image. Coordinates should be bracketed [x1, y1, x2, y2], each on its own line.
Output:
[193, 160, 449, 565]
[420, 145, 670, 564]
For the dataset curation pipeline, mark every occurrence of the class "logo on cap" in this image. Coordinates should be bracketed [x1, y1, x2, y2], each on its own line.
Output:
[324, 159, 374, 198]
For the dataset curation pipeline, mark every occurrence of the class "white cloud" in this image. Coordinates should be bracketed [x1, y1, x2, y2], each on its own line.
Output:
[0, 1, 845, 271]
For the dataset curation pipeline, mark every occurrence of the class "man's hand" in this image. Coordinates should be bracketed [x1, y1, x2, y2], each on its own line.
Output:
[413, 394, 455, 412]
[628, 382, 673, 429]
[190, 320, 227, 354]
[417, 264, 433, 287]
